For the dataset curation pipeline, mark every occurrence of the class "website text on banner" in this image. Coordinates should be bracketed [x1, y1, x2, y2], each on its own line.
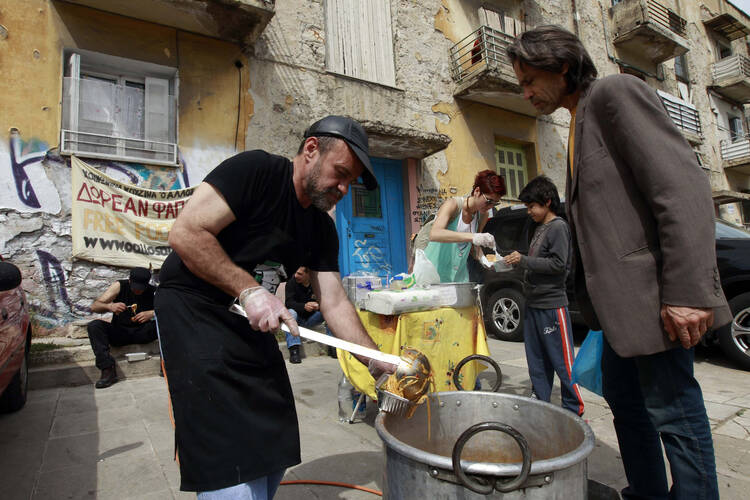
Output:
[71, 156, 195, 269]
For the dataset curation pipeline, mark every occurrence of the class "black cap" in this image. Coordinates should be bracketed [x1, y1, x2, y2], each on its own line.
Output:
[129, 267, 151, 292]
[304, 116, 377, 190]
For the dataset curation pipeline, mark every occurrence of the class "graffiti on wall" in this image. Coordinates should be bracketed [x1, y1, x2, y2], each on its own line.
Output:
[1, 130, 237, 335]
[0, 130, 61, 213]
[0, 130, 190, 215]
[32, 250, 90, 330]
[352, 238, 388, 274]
[413, 187, 447, 225]
[97, 161, 185, 191]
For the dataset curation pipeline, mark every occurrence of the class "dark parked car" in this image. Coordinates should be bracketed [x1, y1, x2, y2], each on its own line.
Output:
[0, 259, 32, 412]
[479, 204, 750, 371]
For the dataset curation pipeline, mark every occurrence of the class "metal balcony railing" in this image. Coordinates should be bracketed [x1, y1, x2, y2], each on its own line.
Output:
[712, 54, 750, 82]
[657, 90, 701, 137]
[449, 26, 516, 85]
[646, 0, 686, 36]
[720, 136, 750, 162]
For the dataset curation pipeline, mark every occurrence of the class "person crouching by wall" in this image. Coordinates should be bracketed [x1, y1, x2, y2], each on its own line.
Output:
[284, 266, 335, 362]
[87, 267, 157, 388]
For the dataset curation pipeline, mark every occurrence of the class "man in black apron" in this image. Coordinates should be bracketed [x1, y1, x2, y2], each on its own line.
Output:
[155, 116, 395, 498]
[87, 267, 156, 388]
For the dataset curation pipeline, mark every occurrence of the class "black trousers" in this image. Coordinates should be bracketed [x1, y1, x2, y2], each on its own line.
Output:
[87, 319, 158, 370]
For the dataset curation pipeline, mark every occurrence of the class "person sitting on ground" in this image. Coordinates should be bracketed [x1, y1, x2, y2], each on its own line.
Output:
[504, 176, 584, 416]
[424, 170, 506, 283]
[87, 267, 157, 388]
[285, 266, 334, 362]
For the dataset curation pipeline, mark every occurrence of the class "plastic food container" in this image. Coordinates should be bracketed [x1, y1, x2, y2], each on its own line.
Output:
[125, 352, 148, 362]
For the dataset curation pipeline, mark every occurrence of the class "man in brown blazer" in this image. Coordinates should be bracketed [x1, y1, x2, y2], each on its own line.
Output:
[508, 26, 730, 500]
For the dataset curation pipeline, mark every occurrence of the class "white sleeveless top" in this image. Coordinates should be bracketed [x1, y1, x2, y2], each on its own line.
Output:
[455, 200, 478, 234]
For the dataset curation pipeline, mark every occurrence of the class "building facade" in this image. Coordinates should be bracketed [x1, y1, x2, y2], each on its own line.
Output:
[1, 0, 748, 336]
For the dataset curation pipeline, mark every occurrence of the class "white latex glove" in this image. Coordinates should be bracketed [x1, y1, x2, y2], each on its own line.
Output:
[241, 287, 299, 336]
[368, 358, 397, 379]
[472, 232, 496, 248]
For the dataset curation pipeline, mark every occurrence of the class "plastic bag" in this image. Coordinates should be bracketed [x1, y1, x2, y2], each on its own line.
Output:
[571, 330, 603, 396]
[413, 249, 440, 286]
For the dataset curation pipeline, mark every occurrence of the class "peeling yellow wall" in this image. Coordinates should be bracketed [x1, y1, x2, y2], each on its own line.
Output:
[437, 0, 523, 43]
[0, 0, 63, 144]
[432, 0, 538, 200]
[0, 0, 250, 156]
[177, 31, 250, 150]
[434, 0, 462, 41]
[433, 100, 538, 196]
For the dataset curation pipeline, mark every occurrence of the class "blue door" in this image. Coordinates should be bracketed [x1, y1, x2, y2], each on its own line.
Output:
[336, 158, 406, 279]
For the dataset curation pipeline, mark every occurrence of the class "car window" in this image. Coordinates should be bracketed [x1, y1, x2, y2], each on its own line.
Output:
[716, 219, 750, 239]
[493, 216, 528, 252]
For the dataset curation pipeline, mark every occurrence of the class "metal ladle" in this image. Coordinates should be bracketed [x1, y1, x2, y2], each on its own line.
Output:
[229, 303, 432, 396]
[392, 347, 432, 402]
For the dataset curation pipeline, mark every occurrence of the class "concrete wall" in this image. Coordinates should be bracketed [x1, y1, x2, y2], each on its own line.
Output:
[247, 0, 460, 231]
[434, 0, 573, 197]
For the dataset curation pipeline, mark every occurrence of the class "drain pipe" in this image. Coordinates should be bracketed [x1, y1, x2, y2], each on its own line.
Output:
[599, 3, 665, 81]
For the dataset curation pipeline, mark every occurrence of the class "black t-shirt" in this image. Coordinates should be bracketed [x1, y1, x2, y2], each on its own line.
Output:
[158, 150, 339, 304]
[112, 279, 155, 328]
[285, 278, 316, 320]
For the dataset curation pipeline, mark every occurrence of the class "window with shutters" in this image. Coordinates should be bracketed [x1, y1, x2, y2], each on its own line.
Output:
[324, 0, 396, 87]
[477, 5, 521, 37]
[717, 39, 733, 60]
[674, 54, 689, 82]
[741, 195, 750, 228]
[61, 49, 178, 166]
[495, 142, 528, 200]
[729, 115, 744, 142]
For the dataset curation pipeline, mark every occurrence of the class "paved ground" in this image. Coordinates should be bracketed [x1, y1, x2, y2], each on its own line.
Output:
[1, 337, 749, 499]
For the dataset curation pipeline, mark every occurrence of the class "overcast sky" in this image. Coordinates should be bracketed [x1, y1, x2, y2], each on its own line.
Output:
[730, 0, 750, 16]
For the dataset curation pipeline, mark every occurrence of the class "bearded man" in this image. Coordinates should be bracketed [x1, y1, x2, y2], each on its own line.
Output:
[154, 116, 395, 498]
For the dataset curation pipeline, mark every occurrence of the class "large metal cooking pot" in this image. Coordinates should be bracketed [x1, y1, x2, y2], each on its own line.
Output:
[375, 391, 595, 499]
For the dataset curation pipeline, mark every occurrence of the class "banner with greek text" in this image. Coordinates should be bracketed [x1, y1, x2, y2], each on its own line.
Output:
[71, 156, 195, 269]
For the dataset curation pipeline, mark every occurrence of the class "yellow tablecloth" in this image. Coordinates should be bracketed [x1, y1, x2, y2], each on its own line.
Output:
[338, 306, 491, 399]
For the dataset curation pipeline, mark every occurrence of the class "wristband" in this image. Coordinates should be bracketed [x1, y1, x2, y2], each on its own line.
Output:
[238, 286, 263, 304]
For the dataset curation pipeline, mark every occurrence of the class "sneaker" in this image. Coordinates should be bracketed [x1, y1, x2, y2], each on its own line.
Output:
[95, 366, 118, 389]
[289, 346, 302, 364]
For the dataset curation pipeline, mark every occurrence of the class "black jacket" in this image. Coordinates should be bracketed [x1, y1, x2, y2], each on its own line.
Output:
[285, 279, 316, 320]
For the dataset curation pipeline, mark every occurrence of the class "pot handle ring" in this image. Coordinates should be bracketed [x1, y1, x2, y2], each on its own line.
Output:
[452, 354, 502, 392]
[451, 421, 532, 494]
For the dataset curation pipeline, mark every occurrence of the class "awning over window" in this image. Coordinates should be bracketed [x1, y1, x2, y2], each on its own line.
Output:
[360, 121, 451, 159]
[712, 189, 750, 205]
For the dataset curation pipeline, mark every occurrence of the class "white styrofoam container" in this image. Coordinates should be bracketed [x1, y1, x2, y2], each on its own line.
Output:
[125, 352, 148, 362]
[363, 283, 478, 315]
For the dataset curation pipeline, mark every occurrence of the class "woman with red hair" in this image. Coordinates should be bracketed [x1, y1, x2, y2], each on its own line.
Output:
[425, 170, 506, 283]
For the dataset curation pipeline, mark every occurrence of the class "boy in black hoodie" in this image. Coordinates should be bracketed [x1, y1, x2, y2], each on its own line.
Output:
[505, 176, 584, 416]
